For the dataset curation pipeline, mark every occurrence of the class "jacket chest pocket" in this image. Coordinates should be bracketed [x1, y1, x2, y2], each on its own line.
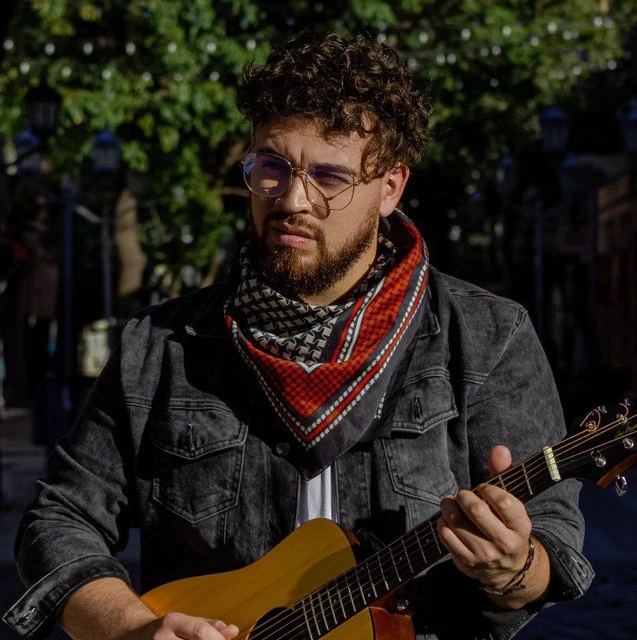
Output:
[151, 406, 248, 524]
[383, 375, 459, 505]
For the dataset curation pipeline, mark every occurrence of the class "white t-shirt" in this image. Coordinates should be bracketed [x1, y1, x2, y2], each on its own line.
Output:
[294, 465, 338, 527]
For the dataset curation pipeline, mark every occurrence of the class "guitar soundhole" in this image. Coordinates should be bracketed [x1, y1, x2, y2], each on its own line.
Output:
[249, 606, 301, 640]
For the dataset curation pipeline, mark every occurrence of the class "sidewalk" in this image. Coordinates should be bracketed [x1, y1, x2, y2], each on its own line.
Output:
[0, 406, 140, 639]
[0, 406, 49, 639]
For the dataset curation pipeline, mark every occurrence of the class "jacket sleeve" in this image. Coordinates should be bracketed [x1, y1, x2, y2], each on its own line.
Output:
[411, 308, 593, 640]
[3, 350, 134, 639]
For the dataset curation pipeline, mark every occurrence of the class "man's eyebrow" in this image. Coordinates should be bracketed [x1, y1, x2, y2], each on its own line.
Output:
[255, 146, 357, 175]
[256, 145, 283, 156]
[312, 162, 357, 176]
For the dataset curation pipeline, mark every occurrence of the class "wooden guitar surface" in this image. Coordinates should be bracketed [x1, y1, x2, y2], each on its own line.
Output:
[141, 518, 414, 639]
[141, 401, 637, 638]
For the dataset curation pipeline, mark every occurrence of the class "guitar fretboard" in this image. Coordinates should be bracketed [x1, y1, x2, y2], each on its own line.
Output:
[297, 449, 558, 638]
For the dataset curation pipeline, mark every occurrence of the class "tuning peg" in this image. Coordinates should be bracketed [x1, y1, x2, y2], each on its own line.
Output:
[615, 475, 628, 497]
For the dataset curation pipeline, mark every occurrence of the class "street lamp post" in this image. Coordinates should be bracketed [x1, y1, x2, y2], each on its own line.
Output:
[13, 129, 41, 175]
[524, 187, 545, 342]
[495, 155, 519, 200]
[623, 101, 637, 159]
[92, 129, 121, 352]
[61, 177, 75, 420]
[0, 82, 62, 506]
[24, 82, 63, 141]
[15, 129, 121, 436]
[540, 105, 570, 156]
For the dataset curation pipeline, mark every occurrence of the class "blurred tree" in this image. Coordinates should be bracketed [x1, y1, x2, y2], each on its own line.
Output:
[0, 0, 635, 308]
[0, 1, 19, 60]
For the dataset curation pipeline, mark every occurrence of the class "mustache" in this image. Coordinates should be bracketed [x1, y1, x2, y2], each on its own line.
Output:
[263, 213, 321, 237]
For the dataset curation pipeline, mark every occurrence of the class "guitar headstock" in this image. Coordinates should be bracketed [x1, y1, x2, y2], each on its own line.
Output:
[560, 400, 637, 488]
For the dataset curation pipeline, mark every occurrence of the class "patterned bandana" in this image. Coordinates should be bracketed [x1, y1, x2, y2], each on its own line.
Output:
[225, 210, 429, 477]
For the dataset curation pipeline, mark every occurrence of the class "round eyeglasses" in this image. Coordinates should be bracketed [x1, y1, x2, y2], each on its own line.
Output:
[242, 151, 363, 211]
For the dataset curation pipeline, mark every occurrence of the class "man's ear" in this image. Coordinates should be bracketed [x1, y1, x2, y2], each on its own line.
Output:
[379, 164, 410, 218]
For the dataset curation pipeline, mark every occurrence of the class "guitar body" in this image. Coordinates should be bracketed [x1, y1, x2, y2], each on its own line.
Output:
[141, 518, 414, 639]
[141, 401, 637, 639]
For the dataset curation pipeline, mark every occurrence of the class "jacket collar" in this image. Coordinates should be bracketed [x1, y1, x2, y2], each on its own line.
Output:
[185, 283, 231, 338]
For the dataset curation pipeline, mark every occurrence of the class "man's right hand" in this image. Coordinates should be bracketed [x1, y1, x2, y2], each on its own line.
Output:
[129, 612, 239, 640]
[60, 577, 239, 640]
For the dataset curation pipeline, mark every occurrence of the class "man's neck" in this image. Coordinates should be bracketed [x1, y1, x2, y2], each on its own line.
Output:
[300, 254, 377, 306]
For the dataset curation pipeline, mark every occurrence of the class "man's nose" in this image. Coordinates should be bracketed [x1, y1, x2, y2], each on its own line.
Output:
[276, 173, 312, 213]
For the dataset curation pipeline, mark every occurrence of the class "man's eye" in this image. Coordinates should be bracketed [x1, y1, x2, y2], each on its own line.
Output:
[311, 169, 351, 186]
[259, 160, 285, 171]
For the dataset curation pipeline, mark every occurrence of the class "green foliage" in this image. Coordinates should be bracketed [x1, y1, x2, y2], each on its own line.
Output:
[1, 0, 635, 280]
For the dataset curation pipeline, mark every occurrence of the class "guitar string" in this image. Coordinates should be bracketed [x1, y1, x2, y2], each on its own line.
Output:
[237, 425, 633, 640]
[232, 417, 635, 640]
[233, 419, 634, 640]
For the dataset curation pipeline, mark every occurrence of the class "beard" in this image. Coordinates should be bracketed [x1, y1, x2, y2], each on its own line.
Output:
[252, 207, 379, 300]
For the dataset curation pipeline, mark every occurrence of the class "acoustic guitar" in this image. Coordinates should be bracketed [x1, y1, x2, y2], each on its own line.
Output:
[141, 401, 637, 640]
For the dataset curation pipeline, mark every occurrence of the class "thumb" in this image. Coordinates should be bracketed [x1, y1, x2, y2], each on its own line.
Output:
[207, 620, 239, 639]
[222, 625, 239, 639]
[488, 445, 512, 477]
[219, 623, 239, 639]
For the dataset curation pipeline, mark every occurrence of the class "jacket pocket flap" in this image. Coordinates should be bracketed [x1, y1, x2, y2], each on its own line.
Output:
[390, 374, 458, 436]
[151, 405, 248, 459]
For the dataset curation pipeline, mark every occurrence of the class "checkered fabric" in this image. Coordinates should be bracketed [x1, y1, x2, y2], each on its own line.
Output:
[225, 211, 429, 475]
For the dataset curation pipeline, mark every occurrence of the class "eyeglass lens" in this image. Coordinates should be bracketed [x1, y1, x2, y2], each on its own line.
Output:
[243, 152, 357, 210]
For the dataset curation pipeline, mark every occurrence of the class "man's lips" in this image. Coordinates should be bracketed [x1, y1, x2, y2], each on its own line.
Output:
[268, 222, 317, 240]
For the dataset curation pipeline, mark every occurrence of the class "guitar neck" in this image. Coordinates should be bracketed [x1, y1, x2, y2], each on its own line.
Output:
[297, 446, 561, 638]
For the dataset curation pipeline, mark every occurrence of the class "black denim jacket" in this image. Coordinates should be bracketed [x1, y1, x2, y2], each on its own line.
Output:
[3, 268, 593, 639]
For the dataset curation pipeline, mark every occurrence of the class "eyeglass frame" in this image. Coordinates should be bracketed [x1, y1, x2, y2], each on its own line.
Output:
[241, 151, 365, 211]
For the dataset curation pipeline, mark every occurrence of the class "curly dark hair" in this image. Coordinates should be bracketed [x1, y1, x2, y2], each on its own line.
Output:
[237, 31, 431, 180]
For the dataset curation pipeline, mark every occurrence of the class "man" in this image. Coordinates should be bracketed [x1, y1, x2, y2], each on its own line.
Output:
[4, 32, 592, 640]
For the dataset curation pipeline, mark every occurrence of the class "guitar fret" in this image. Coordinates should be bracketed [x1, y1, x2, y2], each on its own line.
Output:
[344, 572, 356, 611]
[401, 537, 414, 573]
[365, 557, 378, 600]
[429, 520, 442, 555]
[386, 547, 401, 586]
[336, 576, 348, 620]
[301, 597, 314, 640]
[378, 553, 389, 591]
[357, 563, 374, 604]
[325, 584, 338, 628]
[316, 590, 329, 634]
[309, 592, 322, 637]
[521, 462, 534, 496]
[414, 529, 427, 563]
[356, 568, 367, 603]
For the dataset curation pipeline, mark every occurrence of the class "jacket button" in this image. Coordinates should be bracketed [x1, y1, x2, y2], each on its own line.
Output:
[274, 442, 290, 457]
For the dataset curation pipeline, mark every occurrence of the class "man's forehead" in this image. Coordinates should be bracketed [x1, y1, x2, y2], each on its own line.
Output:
[254, 116, 367, 144]
[252, 117, 371, 168]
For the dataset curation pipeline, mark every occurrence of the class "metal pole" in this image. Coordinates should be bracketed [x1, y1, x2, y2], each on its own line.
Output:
[588, 184, 599, 345]
[61, 179, 75, 430]
[532, 197, 544, 341]
[101, 204, 113, 352]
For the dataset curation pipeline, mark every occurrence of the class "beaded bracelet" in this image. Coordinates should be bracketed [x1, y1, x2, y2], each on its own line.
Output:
[479, 537, 535, 597]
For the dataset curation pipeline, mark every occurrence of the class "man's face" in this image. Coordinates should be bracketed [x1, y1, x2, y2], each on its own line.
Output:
[249, 117, 394, 304]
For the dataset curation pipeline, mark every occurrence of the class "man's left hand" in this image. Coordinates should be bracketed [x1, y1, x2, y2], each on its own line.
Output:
[437, 445, 550, 607]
